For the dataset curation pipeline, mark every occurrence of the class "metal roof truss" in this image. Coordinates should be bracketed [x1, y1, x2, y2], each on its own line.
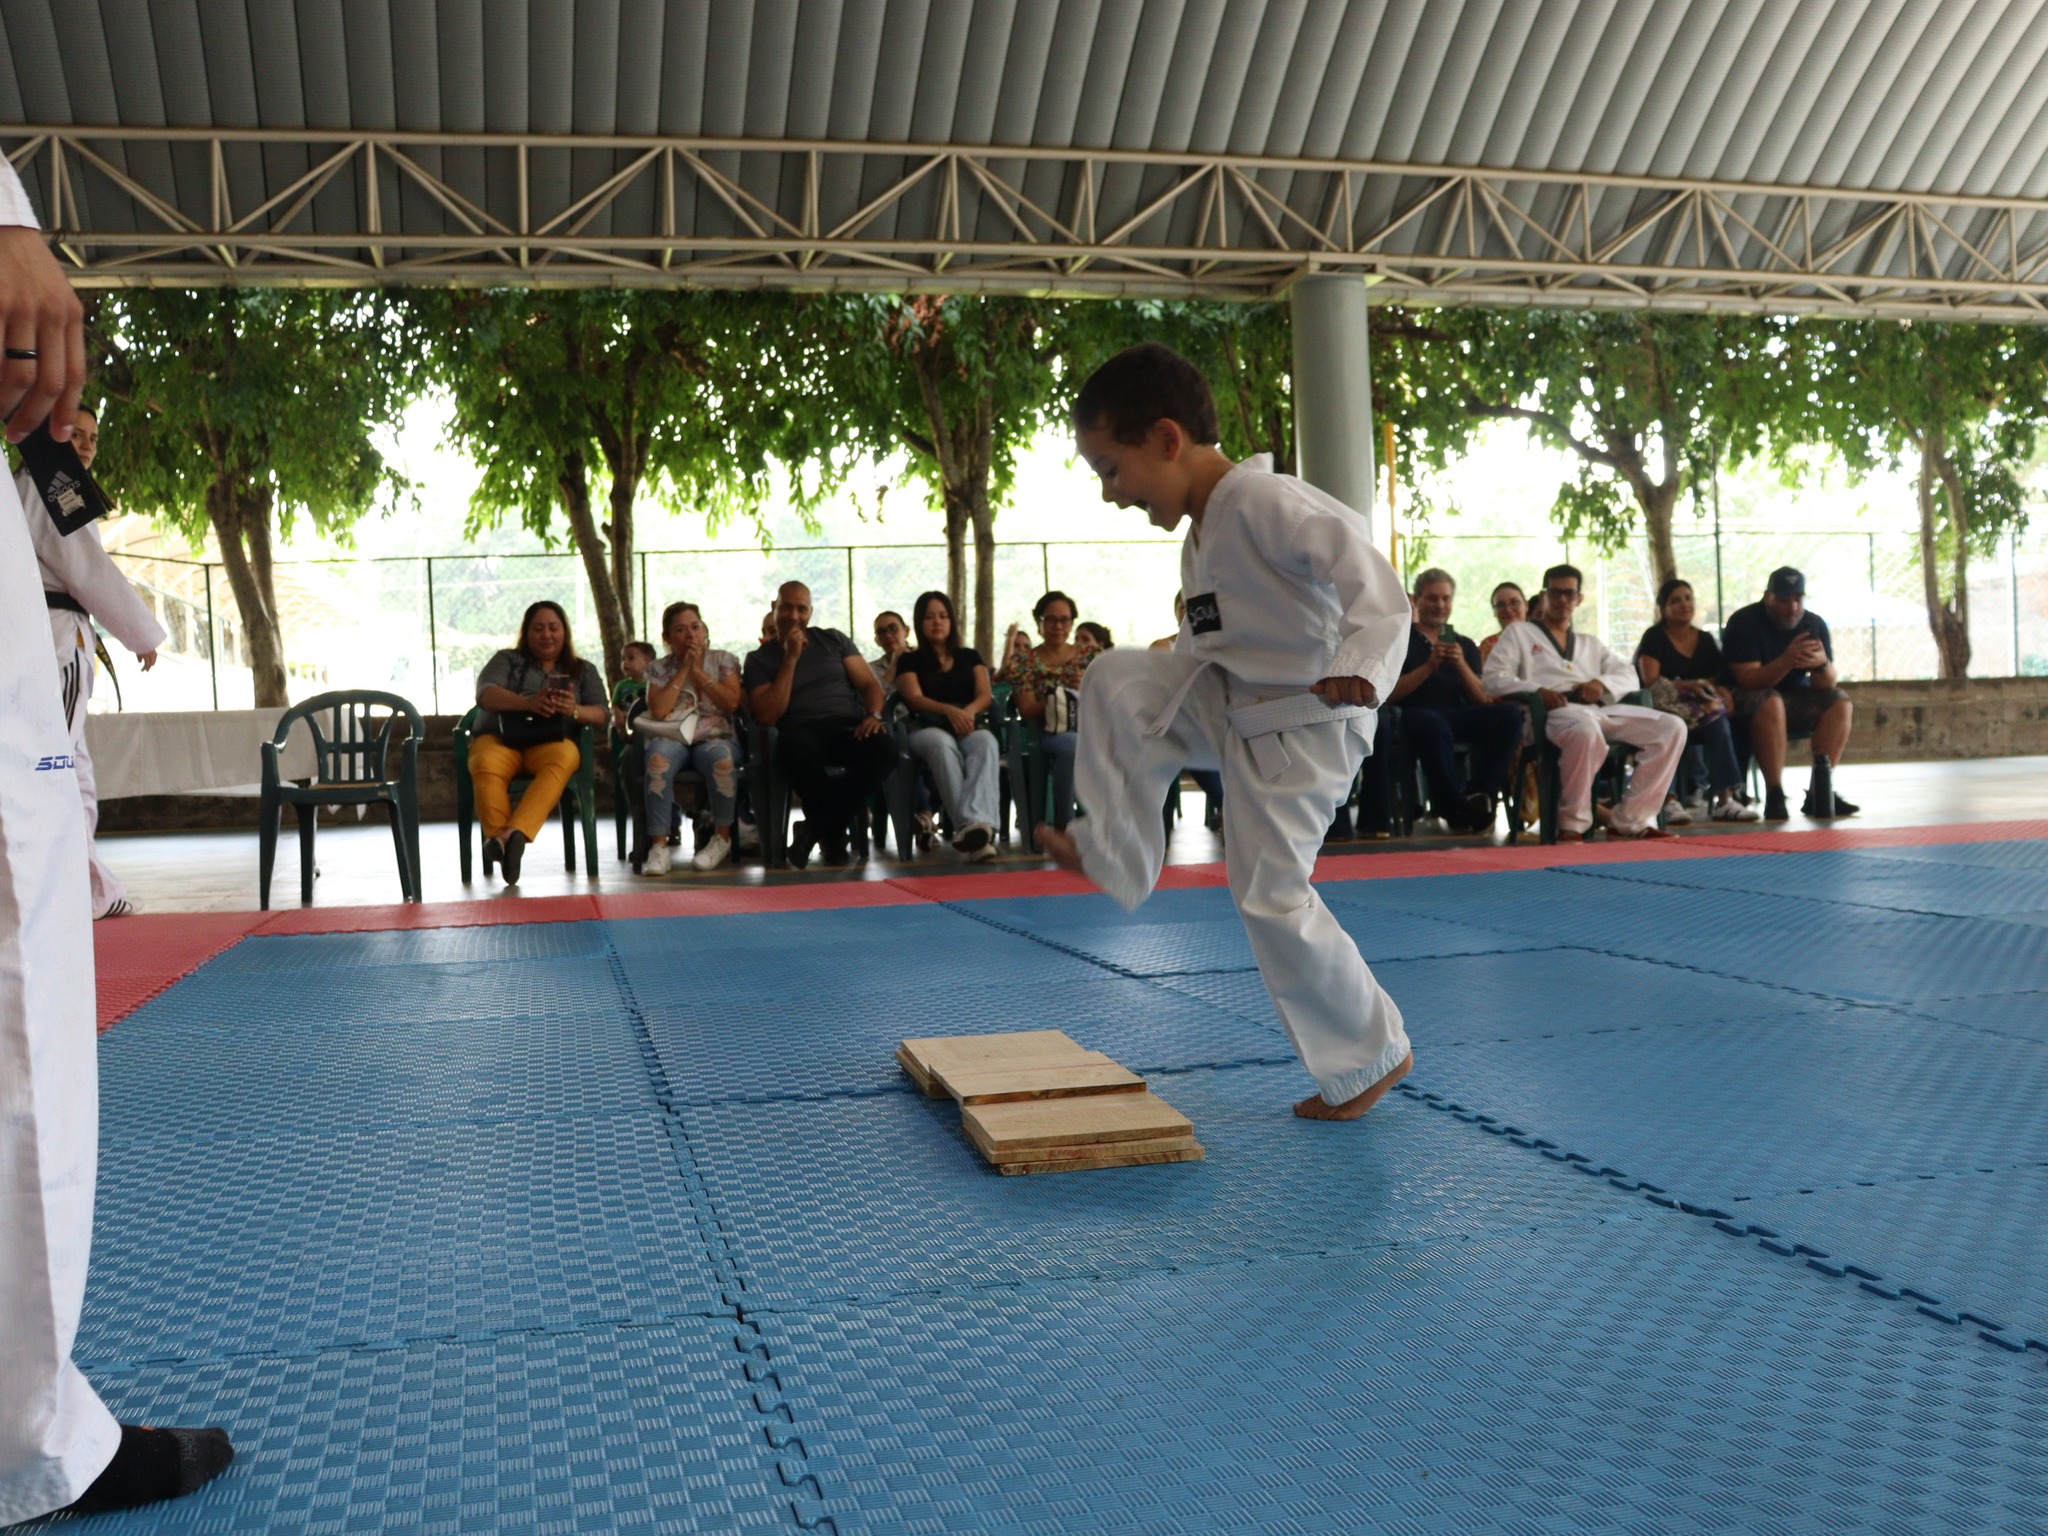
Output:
[13, 127, 2048, 321]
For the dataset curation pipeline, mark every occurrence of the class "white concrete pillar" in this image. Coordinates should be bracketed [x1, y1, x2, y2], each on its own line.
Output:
[1289, 273, 1378, 543]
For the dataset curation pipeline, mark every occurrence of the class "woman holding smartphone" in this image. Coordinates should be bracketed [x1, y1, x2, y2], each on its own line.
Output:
[471, 599, 609, 883]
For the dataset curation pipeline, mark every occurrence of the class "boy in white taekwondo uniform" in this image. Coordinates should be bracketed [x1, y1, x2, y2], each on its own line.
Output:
[0, 159, 232, 1523]
[1481, 561, 1685, 841]
[20, 406, 167, 918]
[1040, 344, 1414, 1121]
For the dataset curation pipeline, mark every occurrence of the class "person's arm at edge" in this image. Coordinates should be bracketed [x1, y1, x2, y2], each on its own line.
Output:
[1453, 639, 1490, 706]
[0, 157, 85, 442]
[701, 654, 744, 716]
[1592, 636, 1638, 702]
[1480, 623, 1528, 699]
[747, 643, 799, 726]
[843, 649, 887, 738]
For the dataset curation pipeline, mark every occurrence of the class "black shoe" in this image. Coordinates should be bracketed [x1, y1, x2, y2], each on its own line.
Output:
[951, 823, 993, 855]
[787, 821, 816, 871]
[501, 830, 527, 884]
[1762, 789, 1790, 822]
[482, 836, 502, 876]
[1803, 790, 1860, 818]
[1450, 793, 1496, 833]
[820, 830, 853, 867]
[63, 1424, 234, 1515]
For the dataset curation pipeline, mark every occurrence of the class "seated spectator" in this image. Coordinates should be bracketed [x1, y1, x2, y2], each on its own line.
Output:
[1076, 621, 1114, 654]
[1002, 621, 1034, 674]
[1636, 578, 1761, 824]
[744, 580, 899, 868]
[1482, 564, 1685, 842]
[1478, 582, 1527, 663]
[894, 590, 1000, 860]
[471, 600, 609, 883]
[760, 608, 778, 646]
[1384, 569, 1523, 833]
[871, 610, 910, 694]
[638, 602, 746, 874]
[611, 640, 655, 735]
[1150, 591, 1187, 651]
[1722, 566, 1857, 821]
[1003, 589, 1097, 831]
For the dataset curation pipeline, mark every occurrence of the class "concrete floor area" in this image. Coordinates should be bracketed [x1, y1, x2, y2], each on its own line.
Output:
[97, 755, 2046, 915]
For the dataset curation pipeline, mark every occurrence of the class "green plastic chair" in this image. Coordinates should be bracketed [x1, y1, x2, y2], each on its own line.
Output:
[259, 690, 423, 908]
[452, 707, 601, 881]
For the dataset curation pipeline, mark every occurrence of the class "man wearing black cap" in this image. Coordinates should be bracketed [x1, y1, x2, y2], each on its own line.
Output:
[1720, 567, 1857, 821]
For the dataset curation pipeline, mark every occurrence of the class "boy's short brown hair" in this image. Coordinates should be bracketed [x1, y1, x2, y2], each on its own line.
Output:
[623, 639, 657, 661]
[1072, 343, 1221, 447]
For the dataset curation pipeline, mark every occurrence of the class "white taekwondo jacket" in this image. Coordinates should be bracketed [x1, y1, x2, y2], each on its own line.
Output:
[1481, 619, 1639, 704]
[1162, 454, 1411, 752]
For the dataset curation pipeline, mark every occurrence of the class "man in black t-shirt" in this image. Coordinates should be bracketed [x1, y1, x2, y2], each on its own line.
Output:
[1720, 566, 1856, 821]
[1357, 569, 1524, 835]
[743, 580, 900, 866]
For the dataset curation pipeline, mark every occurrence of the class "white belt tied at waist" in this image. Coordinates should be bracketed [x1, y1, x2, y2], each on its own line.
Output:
[1145, 660, 1374, 779]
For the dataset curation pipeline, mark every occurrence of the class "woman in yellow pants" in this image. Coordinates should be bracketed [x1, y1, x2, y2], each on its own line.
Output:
[471, 601, 610, 883]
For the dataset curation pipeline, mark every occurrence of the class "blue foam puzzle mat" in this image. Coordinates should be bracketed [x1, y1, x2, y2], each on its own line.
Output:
[640, 975, 1290, 1106]
[1156, 948, 1805, 1047]
[1318, 866, 1580, 918]
[200, 920, 614, 977]
[1905, 988, 2048, 1046]
[1739, 1165, 2048, 1347]
[99, 1008, 658, 1137]
[80, 1115, 725, 1363]
[1561, 848, 2048, 918]
[603, 900, 983, 956]
[679, 1064, 1651, 1308]
[952, 885, 1238, 930]
[65, 1323, 787, 1534]
[754, 1226, 2048, 1536]
[1845, 836, 2048, 871]
[1416, 1004, 2048, 1202]
[617, 928, 1111, 998]
[120, 953, 630, 1033]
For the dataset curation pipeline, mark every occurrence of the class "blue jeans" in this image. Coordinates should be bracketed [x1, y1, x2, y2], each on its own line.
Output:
[1040, 730, 1079, 828]
[645, 735, 739, 836]
[1693, 714, 1743, 796]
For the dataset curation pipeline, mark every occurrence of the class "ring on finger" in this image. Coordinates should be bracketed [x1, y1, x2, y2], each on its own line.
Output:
[4, 348, 38, 361]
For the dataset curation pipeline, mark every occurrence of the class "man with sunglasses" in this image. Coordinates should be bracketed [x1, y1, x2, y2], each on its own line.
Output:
[1481, 563, 1686, 841]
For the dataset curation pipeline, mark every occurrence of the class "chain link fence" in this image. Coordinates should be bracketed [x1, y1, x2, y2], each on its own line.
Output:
[105, 525, 2048, 713]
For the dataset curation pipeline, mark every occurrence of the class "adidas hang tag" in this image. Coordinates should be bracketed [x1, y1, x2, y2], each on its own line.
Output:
[18, 423, 114, 536]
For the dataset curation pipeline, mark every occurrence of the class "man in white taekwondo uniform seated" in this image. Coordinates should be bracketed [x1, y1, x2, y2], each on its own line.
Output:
[1481, 561, 1686, 841]
[0, 158, 232, 1524]
[1040, 343, 1416, 1123]
[20, 405, 166, 919]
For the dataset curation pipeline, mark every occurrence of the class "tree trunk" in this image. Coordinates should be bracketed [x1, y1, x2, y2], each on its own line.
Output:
[205, 470, 289, 707]
[968, 391, 997, 659]
[607, 464, 638, 667]
[557, 452, 630, 684]
[1920, 434, 1972, 679]
[1640, 478, 1681, 590]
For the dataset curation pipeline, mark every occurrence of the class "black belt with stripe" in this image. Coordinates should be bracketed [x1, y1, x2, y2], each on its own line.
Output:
[44, 589, 86, 615]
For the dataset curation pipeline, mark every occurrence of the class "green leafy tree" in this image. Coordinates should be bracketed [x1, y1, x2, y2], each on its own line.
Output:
[1433, 310, 1776, 586]
[782, 295, 1062, 657]
[87, 290, 414, 706]
[1783, 319, 2048, 679]
[416, 289, 801, 682]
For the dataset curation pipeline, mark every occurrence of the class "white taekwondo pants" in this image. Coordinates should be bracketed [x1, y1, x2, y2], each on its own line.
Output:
[0, 495, 119, 1524]
[1070, 648, 1411, 1105]
[1545, 702, 1687, 835]
[48, 610, 125, 916]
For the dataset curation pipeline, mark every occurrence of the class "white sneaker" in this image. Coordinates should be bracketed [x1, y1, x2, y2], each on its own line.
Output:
[642, 842, 672, 876]
[1711, 794, 1763, 823]
[736, 822, 761, 852]
[94, 896, 140, 920]
[692, 833, 732, 871]
[1661, 795, 1693, 826]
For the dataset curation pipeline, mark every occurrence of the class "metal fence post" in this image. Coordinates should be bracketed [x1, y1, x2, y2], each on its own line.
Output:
[846, 545, 856, 632]
[1711, 446, 1725, 629]
[425, 556, 440, 714]
[1042, 543, 1051, 593]
[1867, 533, 1879, 681]
[203, 562, 219, 710]
[2013, 529, 2023, 675]
[640, 549, 650, 638]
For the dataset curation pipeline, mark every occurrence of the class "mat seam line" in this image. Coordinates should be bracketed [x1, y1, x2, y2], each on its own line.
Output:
[602, 925, 841, 1536]
[1396, 1082, 2048, 1366]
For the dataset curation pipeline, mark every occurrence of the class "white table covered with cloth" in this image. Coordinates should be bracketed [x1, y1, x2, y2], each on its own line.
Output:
[83, 708, 316, 798]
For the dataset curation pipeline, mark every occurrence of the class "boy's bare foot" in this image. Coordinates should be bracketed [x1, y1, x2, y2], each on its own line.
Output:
[1294, 1051, 1413, 1121]
[1037, 825, 1086, 874]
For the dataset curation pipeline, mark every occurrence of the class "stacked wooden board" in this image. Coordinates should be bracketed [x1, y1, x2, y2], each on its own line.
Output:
[897, 1029, 1205, 1176]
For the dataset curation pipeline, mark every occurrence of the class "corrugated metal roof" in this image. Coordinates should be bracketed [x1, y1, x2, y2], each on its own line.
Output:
[5, 0, 2048, 313]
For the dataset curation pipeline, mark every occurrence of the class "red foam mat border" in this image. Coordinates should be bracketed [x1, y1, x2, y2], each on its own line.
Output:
[96, 817, 2048, 1030]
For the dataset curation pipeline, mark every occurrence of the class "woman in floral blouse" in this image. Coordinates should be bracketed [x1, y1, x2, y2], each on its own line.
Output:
[1002, 589, 1096, 831]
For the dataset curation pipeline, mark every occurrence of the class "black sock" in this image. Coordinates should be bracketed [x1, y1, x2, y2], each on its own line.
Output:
[64, 1424, 234, 1514]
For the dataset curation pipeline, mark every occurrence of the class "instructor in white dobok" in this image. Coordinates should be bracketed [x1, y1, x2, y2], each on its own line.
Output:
[0, 159, 232, 1524]
[1482, 562, 1686, 842]
[19, 404, 166, 920]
